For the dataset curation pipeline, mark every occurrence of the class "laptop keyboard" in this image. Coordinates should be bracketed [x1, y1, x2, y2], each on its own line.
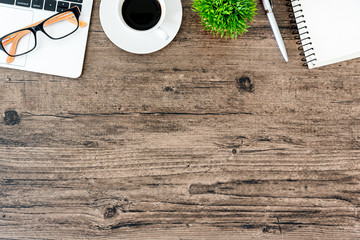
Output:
[0, 0, 82, 12]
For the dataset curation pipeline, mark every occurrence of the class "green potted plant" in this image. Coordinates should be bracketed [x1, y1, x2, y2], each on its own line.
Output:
[192, 0, 257, 39]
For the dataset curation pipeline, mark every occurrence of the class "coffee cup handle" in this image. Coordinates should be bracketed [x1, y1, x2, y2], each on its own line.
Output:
[155, 27, 169, 41]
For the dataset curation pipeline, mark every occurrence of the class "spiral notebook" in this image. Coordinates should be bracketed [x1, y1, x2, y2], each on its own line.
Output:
[290, 0, 360, 69]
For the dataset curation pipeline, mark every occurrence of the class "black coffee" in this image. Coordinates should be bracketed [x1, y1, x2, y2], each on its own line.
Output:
[122, 0, 162, 31]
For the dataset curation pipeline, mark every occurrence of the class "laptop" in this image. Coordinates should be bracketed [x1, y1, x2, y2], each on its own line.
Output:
[0, 0, 94, 78]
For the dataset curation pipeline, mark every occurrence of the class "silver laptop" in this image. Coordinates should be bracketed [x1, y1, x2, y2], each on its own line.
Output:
[0, 0, 93, 78]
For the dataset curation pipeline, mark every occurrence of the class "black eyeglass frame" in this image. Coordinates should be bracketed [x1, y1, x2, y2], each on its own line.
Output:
[0, 6, 81, 58]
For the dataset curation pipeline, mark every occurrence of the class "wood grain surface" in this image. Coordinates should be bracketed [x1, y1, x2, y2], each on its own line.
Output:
[1, 0, 360, 239]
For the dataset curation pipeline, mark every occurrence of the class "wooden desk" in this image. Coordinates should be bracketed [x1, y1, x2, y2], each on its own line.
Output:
[1, 0, 359, 239]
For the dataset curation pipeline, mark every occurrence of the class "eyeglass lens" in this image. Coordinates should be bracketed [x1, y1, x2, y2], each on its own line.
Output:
[1, 29, 36, 57]
[43, 11, 79, 39]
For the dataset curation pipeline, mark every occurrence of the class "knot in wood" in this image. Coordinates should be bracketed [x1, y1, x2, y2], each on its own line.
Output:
[3, 111, 20, 126]
[104, 207, 117, 219]
[236, 76, 254, 92]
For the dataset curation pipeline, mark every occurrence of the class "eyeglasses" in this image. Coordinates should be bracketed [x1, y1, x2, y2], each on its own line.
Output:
[0, 7, 87, 64]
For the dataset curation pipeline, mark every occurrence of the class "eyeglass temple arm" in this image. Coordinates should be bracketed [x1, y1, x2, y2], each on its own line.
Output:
[5, 13, 87, 64]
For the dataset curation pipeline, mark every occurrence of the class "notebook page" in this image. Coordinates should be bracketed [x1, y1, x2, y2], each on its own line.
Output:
[293, 0, 360, 69]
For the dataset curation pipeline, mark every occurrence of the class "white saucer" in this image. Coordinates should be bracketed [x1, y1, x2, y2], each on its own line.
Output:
[100, 0, 183, 54]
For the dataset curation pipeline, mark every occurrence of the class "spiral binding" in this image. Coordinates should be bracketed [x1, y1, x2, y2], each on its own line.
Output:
[286, 0, 317, 67]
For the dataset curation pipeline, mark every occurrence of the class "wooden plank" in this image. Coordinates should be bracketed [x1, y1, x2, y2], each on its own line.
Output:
[0, 0, 359, 239]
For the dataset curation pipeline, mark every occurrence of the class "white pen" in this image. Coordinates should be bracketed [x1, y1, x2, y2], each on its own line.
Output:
[262, 0, 289, 62]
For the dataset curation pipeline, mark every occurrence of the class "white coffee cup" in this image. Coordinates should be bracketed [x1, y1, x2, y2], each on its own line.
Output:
[118, 0, 169, 40]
